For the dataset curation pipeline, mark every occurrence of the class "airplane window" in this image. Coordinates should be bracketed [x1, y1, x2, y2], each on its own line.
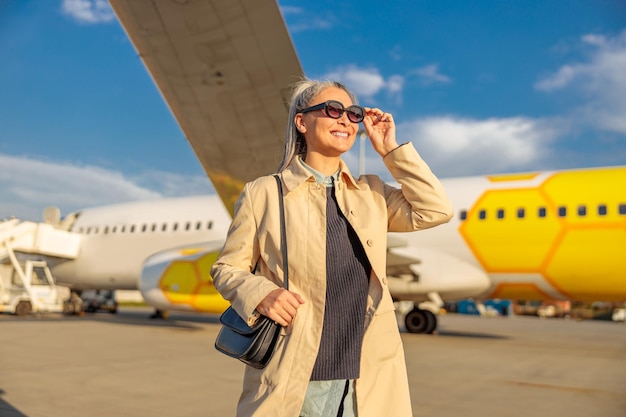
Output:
[130, 225, 136, 233]
[538, 207, 547, 218]
[459, 210, 467, 220]
[196, 221, 202, 230]
[104, 226, 109, 235]
[479, 209, 486, 220]
[578, 205, 587, 216]
[94, 227, 99, 234]
[558, 206, 567, 217]
[161, 223, 167, 232]
[619, 204, 626, 215]
[78, 227, 84, 233]
[598, 205, 607, 216]
[208, 221, 213, 230]
[151, 223, 157, 232]
[497, 209, 505, 219]
[141, 224, 147, 232]
[517, 208, 525, 218]
[173, 223, 178, 231]
[86, 227, 91, 234]
[185, 222, 191, 231]
[121, 225, 126, 233]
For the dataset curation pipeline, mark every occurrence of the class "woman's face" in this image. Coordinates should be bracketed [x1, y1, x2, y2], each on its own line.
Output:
[296, 87, 359, 158]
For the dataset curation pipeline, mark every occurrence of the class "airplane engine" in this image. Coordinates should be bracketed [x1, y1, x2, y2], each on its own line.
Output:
[139, 241, 230, 314]
[386, 246, 490, 334]
[387, 246, 490, 301]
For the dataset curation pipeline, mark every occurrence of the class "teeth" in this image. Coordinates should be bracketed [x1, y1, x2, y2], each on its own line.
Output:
[332, 132, 348, 137]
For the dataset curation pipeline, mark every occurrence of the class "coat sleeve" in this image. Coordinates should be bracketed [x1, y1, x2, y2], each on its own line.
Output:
[210, 182, 281, 323]
[382, 142, 453, 232]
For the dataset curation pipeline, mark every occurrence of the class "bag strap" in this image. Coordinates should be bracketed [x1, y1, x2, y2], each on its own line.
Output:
[273, 174, 289, 291]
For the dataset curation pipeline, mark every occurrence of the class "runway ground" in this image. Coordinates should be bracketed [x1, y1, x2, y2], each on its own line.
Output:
[1, 308, 624, 417]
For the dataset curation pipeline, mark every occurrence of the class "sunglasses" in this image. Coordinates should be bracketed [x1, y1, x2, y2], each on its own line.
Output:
[300, 100, 365, 123]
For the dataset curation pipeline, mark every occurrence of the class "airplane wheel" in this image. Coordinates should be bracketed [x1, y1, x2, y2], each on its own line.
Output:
[63, 300, 82, 315]
[63, 301, 74, 315]
[405, 308, 437, 334]
[15, 300, 32, 316]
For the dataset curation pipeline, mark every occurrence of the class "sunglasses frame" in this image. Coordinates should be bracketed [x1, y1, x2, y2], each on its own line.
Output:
[300, 100, 365, 123]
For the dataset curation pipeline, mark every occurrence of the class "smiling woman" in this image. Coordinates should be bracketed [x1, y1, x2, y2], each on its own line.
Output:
[210, 78, 453, 417]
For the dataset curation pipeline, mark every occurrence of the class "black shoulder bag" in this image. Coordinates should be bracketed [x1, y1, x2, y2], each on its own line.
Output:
[214, 175, 288, 369]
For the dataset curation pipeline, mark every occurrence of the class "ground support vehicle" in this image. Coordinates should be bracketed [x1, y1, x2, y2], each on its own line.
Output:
[0, 259, 64, 315]
[0, 218, 80, 315]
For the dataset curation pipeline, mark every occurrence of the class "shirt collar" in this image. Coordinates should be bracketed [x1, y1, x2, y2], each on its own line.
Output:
[299, 157, 339, 187]
[280, 155, 361, 193]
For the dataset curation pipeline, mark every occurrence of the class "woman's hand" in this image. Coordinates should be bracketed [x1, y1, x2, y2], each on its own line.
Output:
[256, 288, 305, 326]
[362, 107, 399, 157]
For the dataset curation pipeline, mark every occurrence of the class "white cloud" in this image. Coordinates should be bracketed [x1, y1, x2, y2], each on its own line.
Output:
[322, 65, 404, 100]
[321, 63, 451, 103]
[386, 75, 405, 94]
[414, 64, 452, 85]
[395, 116, 562, 177]
[0, 154, 213, 221]
[534, 65, 576, 91]
[535, 30, 626, 135]
[132, 170, 215, 198]
[341, 115, 564, 180]
[281, 6, 333, 33]
[61, 0, 115, 24]
[279, 6, 304, 16]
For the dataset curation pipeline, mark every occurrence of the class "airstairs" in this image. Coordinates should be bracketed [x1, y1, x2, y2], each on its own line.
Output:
[0, 218, 81, 315]
[0, 217, 81, 259]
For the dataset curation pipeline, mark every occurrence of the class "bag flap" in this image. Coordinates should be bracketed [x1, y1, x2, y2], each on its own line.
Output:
[220, 306, 265, 335]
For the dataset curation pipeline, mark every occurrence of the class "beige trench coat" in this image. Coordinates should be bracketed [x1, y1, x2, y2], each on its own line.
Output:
[211, 143, 453, 417]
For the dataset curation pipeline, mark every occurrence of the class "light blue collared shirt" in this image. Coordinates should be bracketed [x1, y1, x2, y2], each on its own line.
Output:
[298, 157, 357, 416]
[299, 157, 339, 187]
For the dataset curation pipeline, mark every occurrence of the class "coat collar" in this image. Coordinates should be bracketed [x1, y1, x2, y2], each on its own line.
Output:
[280, 155, 361, 193]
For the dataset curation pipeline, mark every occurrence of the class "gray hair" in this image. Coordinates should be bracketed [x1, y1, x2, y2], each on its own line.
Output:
[276, 79, 359, 172]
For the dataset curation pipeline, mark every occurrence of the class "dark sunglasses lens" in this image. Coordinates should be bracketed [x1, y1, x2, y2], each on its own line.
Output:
[347, 106, 364, 123]
[325, 101, 344, 119]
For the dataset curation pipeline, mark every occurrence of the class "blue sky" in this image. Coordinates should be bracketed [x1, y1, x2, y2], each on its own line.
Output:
[1, 0, 625, 221]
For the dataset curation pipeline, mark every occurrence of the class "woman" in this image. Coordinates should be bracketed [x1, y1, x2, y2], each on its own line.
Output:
[211, 79, 453, 417]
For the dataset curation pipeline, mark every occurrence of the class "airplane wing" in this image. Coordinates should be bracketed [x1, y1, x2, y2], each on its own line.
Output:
[108, 0, 304, 215]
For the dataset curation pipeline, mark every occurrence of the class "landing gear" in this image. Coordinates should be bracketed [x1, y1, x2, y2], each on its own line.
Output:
[404, 308, 437, 334]
[395, 292, 443, 334]
[63, 291, 83, 315]
[149, 309, 169, 319]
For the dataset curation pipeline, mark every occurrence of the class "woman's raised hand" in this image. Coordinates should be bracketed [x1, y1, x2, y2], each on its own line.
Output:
[362, 107, 399, 157]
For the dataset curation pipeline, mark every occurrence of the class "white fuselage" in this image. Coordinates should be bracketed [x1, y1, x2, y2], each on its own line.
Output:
[52, 195, 231, 290]
[51, 166, 626, 305]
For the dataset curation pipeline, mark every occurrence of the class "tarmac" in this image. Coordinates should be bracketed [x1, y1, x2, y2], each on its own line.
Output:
[1, 308, 625, 417]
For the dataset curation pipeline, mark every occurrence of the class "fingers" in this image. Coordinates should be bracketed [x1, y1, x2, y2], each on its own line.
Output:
[256, 288, 305, 327]
[364, 107, 392, 124]
[361, 107, 398, 156]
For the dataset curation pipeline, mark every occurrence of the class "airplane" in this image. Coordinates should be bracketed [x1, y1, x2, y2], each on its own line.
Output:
[389, 165, 626, 331]
[46, 164, 626, 333]
[5, 0, 625, 334]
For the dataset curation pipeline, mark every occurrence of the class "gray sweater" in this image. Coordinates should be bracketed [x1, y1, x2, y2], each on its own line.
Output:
[310, 183, 371, 381]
